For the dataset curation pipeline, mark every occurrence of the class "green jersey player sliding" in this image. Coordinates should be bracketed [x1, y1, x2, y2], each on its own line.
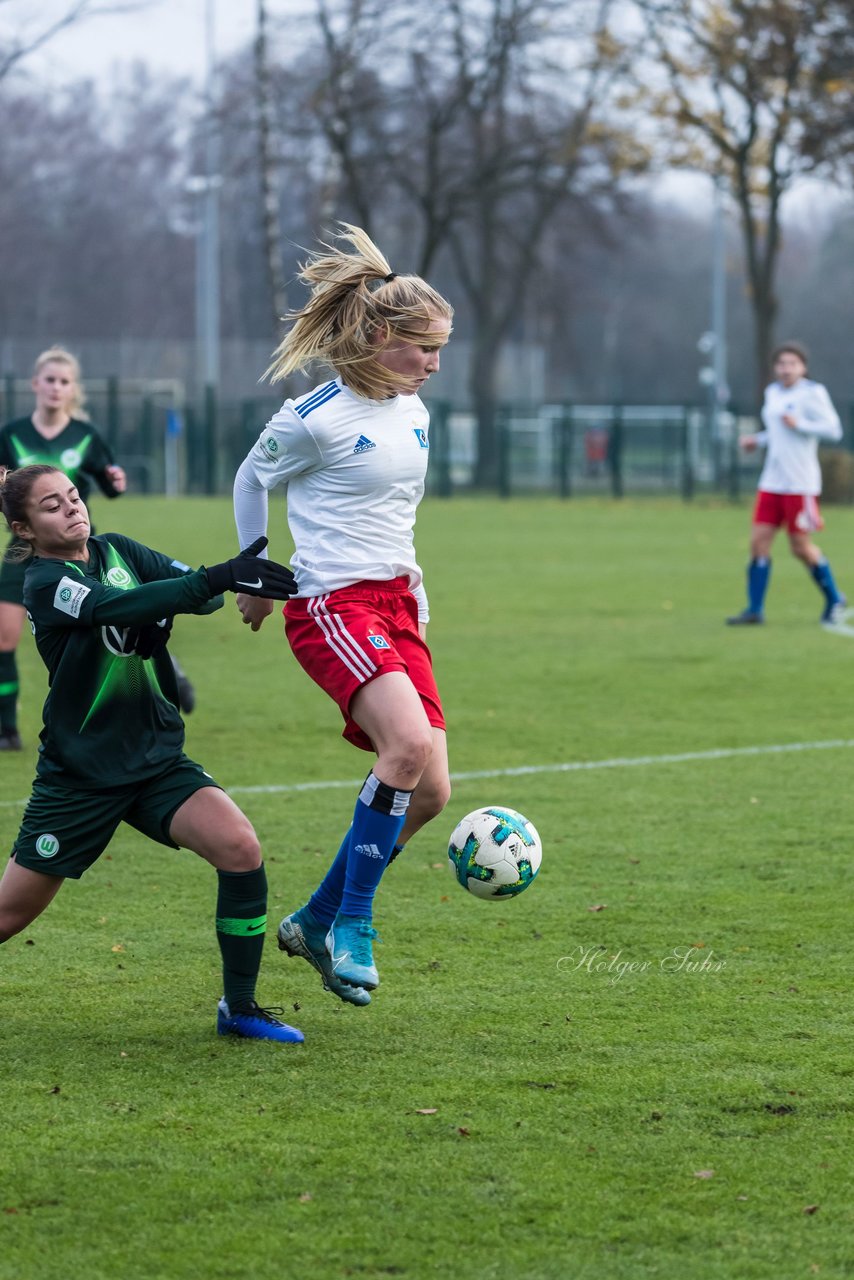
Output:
[0, 463, 303, 1044]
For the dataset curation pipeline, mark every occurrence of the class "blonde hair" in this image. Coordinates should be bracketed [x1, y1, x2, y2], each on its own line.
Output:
[266, 223, 453, 400]
[32, 346, 88, 420]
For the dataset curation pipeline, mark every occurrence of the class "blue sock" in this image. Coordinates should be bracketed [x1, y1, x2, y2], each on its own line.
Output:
[810, 559, 842, 607]
[339, 773, 412, 920]
[747, 558, 771, 615]
[308, 829, 351, 928]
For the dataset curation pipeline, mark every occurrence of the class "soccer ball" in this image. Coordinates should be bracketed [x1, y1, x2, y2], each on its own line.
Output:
[448, 806, 542, 900]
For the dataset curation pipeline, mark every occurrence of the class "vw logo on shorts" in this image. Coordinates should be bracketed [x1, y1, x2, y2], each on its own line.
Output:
[36, 833, 60, 859]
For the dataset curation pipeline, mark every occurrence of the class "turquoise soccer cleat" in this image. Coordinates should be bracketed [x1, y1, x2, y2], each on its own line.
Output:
[278, 905, 371, 1006]
[326, 913, 380, 990]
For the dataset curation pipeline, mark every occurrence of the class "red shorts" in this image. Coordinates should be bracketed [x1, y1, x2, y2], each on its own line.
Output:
[753, 490, 824, 534]
[284, 577, 445, 752]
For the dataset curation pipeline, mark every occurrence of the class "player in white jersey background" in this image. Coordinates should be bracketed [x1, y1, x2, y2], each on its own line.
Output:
[233, 224, 453, 1007]
[726, 341, 846, 627]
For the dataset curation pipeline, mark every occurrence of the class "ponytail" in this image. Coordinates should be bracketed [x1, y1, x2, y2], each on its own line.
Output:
[265, 223, 453, 400]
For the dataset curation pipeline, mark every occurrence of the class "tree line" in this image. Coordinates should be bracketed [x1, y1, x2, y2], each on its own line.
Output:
[1, 0, 853, 484]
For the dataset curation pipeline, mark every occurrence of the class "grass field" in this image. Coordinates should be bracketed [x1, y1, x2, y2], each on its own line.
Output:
[3, 493, 854, 1280]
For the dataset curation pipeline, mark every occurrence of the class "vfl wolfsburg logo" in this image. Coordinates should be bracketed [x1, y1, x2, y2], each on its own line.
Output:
[106, 566, 132, 589]
[36, 833, 60, 859]
[60, 448, 82, 471]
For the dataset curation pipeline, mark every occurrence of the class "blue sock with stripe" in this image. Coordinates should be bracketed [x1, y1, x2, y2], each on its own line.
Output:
[339, 773, 412, 920]
[810, 559, 842, 607]
[747, 558, 771, 615]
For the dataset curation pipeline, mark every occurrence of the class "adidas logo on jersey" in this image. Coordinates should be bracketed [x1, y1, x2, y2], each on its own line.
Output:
[353, 434, 376, 453]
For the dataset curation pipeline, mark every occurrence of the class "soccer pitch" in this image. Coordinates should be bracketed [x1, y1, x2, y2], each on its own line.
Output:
[3, 494, 853, 1279]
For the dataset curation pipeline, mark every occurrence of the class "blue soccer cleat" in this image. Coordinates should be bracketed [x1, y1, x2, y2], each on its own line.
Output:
[725, 610, 764, 626]
[278, 905, 371, 1006]
[821, 596, 847, 626]
[327, 913, 380, 990]
[216, 997, 304, 1043]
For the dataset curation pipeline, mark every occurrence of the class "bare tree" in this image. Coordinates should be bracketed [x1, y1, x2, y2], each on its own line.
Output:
[413, 0, 641, 484]
[291, 0, 642, 484]
[635, 0, 854, 397]
[0, 0, 146, 83]
[0, 67, 194, 341]
[254, 0, 289, 336]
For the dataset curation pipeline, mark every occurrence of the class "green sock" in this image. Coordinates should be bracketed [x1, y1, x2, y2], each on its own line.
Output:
[215, 864, 267, 1011]
[0, 650, 19, 733]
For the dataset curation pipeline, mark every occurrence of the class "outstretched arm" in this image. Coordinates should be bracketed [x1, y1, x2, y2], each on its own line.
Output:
[32, 539, 296, 630]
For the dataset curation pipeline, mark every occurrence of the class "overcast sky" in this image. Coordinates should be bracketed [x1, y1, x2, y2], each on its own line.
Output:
[6, 0, 844, 224]
[12, 0, 259, 85]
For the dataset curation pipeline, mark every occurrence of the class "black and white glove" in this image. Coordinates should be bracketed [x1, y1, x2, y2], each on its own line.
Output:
[205, 536, 297, 599]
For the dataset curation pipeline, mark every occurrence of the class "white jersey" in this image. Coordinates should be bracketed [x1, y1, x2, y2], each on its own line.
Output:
[233, 376, 432, 619]
[755, 377, 842, 496]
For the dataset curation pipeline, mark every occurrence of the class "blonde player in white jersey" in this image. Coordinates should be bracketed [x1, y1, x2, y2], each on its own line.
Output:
[233, 224, 453, 1006]
[727, 341, 846, 627]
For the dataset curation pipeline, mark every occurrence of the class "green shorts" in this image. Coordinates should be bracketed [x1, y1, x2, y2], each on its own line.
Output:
[0, 548, 26, 606]
[11, 756, 222, 879]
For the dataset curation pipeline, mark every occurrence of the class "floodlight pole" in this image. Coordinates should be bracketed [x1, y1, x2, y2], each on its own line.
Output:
[200, 0, 221, 393]
[711, 175, 729, 424]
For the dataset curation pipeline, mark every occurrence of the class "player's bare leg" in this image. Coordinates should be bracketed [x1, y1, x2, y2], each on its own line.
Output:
[397, 728, 450, 847]
[0, 857, 64, 942]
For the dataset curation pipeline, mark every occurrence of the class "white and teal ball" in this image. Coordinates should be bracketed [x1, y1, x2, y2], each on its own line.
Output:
[448, 806, 542, 900]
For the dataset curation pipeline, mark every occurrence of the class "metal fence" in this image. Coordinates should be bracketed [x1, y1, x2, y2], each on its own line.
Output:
[3, 376, 852, 499]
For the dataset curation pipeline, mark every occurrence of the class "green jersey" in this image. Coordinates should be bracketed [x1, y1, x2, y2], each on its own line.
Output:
[23, 533, 222, 788]
[0, 416, 120, 504]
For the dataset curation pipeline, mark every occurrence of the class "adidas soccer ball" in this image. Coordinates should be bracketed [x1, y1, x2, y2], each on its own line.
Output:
[448, 806, 542, 900]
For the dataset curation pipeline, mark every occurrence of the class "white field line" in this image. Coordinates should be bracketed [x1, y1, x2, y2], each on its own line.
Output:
[229, 737, 854, 794]
[4, 738, 854, 811]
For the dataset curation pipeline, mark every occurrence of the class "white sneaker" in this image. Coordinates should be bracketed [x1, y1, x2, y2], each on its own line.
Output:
[821, 602, 848, 627]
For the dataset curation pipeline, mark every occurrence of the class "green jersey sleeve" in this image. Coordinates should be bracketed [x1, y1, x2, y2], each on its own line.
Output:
[25, 559, 214, 628]
[78, 426, 121, 498]
[23, 533, 223, 629]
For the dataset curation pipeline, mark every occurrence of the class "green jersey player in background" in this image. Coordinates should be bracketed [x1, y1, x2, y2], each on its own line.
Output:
[0, 463, 304, 1044]
[0, 346, 194, 752]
